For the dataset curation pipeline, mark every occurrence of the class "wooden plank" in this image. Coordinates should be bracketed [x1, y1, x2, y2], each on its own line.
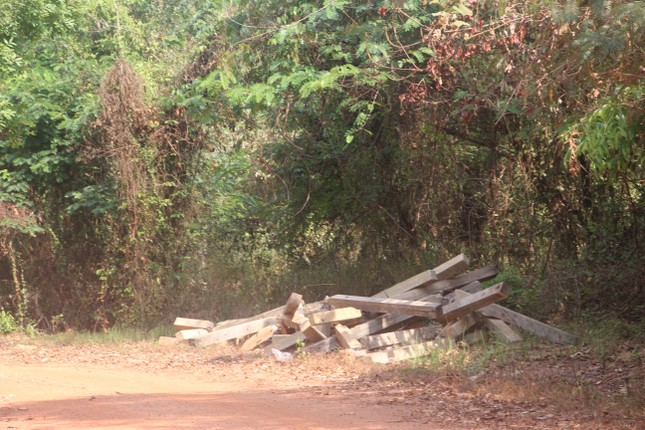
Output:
[335, 324, 362, 349]
[439, 314, 479, 339]
[372, 253, 470, 299]
[325, 295, 440, 319]
[433, 253, 471, 280]
[349, 314, 414, 338]
[270, 331, 307, 351]
[280, 292, 304, 332]
[173, 317, 214, 331]
[175, 328, 208, 341]
[293, 315, 327, 343]
[194, 317, 277, 347]
[372, 270, 437, 299]
[308, 307, 362, 325]
[361, 326, 438, 350]
[439, 282, 510, 322]
[304, 336, 338, 354]
[240, 324, 277, 352]
[454, 290, 576, 344]
[421, 265, 499, 295]
[215, 300, 323, 330]
[484, 318, 522, 343]
[360, 338, 453, 364]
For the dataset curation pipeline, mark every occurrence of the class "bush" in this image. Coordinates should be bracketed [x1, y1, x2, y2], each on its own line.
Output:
[0, 310, 20, 334]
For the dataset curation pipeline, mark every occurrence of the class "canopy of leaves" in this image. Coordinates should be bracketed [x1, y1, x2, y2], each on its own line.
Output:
[0, 0, 643, 329]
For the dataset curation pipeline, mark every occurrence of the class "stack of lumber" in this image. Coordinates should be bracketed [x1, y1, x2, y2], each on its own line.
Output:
[164, 254, 575, 364]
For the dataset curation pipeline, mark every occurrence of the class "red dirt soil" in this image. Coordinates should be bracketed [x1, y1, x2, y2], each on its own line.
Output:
[0, 336, 642, 429]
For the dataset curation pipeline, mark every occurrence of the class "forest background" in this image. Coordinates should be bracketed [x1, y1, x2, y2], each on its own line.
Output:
[0, 0, 642, 333]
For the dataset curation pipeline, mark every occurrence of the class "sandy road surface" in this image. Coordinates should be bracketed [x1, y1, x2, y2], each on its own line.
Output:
[0, 361, 455, 430]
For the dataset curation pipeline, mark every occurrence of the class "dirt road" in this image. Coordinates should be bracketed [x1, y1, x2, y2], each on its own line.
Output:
[0, 337, 642, 429]
[0, 341, 455, 430]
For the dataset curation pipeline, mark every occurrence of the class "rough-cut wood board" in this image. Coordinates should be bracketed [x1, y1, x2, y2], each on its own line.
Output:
[270, 331, 307, 351]
[194, 317, 277, 347]
[439, 282, 510, 322]
[454, 290, 576, 344]
[484, 318, 521, 343]
[215, 301, 323, 330]
[326, 295, 440, 319]
[280, 292, 304, 332]
[360, 338, 453, 364]
[433, 253, 471, 279]
[240, 324, 277, 352]
[439, 314, 479, 339]
[419, 265, 498, 295]
[176, 328, 208, 341]
[349, 314, 415, 339]
[293, 315, 327, 343]
[335, 324, 362, 349]
[361, 326, 438, 350]
[308, 307, 362, 325]
[372, 254, 470, 298]
[304, 336, 338, 354]
[173, 317, 215, 331]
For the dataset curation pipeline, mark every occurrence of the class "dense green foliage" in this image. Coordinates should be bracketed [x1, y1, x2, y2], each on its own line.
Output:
[1, 0, 643, 329]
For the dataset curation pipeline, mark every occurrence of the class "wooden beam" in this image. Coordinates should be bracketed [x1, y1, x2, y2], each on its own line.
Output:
[240, 324, 277, 352]
[439, 314, 479, 339]
[335, 324, 362, 349]
[349, 314, 415, 338]
[325, 295, 440, 319]
[293, 315, 327, 343]
[360, 338, 453, 364]
[372, 253, 470, 298]
[304, 336, 338, 354]
[361, 326, 438, 350]
[439, 282, 510, 322]
[484, 318, 521, 343]
[270, 331, 307, 351]
[421, 265, 498, 295]
[173, 317, 214, 331]
[454, 290, 576, 344]
[280, 292, 304, 332]
[175, 328, 208, 341]
[433, 253, 471, 280]
[194, 317, 276, 347]
[308, 307, 362, 325]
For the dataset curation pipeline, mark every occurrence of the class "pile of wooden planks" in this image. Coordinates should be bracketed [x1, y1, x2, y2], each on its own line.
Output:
[164, 254, 575, 364]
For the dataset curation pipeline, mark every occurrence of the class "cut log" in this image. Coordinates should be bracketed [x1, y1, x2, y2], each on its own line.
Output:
[361, 326, 438, 350]
[176, 328, 208, 341]
[173, 317, 215, 331]
[194, 317, 277, 347]
[484, 318, 521, 343]
[308, 307, 362, 325]
[439, 282, 510, 322]
[240, 324, 277, 352]
[360, 338, 453, 364]
[454, 289, 576, 344]
[335, 324, 362, 349]
[325, 295, 440, 319]
[372, 253, 470, 298]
